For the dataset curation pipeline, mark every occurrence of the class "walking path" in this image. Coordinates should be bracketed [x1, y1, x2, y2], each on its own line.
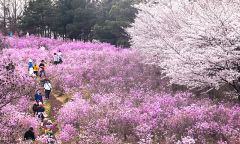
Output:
[30, 75, 64, 143]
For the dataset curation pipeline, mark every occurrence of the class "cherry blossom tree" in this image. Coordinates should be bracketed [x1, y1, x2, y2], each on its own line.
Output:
[127, 0, 240, 98]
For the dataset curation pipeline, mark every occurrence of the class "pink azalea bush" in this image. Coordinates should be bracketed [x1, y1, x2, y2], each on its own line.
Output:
[0, 105, 39, 143]
[56, 91, 240, 143]
[0, 36, 40, 143]
[2, 35, 240, 143]
[0, 72, 39, 144]
[47, 49, 164, 93]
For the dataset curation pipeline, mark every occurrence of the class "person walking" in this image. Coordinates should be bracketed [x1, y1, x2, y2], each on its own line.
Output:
[37, 102, 45, 126]
[44, 80, 52, 99]
[58, 50, 62, 64]
[24, 127, 35, 141]
[39, 60, 46, 78]
[33, 63, 39, 76]
[14, 31, 18, 37]
[32, 102, 39, 116]
[37, 102, 45, 115]
[28, 59, 34, 76]
[42, 77, 51, 87]
[34, 90, 43, 103]
[53, 53, 58, 65]
[45, 120, 54, 136]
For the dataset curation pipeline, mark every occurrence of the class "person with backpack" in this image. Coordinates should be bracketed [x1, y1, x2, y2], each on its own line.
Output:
[34, 90, 43, 103]
[44, 80, 52, 99]
[28, 59, 34, 76]
[53, 53, 59, 65]
[37, 102, 45, 113]
[24, 126, 35, 141]
[39, 60, 46, 78]
[45, 120, 53, 136]
[37, 102, 45, 126]
[33, 63, 39, 76]
[32, 102, 39, 116]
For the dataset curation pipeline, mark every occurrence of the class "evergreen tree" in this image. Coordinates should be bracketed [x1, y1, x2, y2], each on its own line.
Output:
[51, 0, 74, 38]
[20, 0, 54, 37]
[93, 0, 137, 47]
[53, 0, 97, 41]
[19, 0, 139, 47]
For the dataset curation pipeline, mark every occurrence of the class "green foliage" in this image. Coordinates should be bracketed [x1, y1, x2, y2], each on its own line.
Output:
[52, 0, 97, 40]
[20, 0, 138, 47]
[20, 0, 54, 36]
[93, 0, 137, 47]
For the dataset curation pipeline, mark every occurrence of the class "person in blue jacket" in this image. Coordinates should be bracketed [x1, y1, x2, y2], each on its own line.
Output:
[34, 90, 43, 103]
[28, 59, 34, 76]
[28, 59, 34, 69]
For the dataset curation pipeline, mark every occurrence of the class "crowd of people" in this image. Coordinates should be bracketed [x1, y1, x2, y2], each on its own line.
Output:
[22, 51, 63, 143]
[53, 50, 63, 65]
[28, 59, 47, 77]
[28, 50, 62, 77]
[10, 31, 28, 37]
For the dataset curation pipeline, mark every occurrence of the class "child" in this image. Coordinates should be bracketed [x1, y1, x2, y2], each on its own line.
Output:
[45, 120, 53, 135]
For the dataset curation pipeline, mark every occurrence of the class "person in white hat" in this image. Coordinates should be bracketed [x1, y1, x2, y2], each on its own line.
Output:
[45, 120, 53, 135]
[28, 59, 34, 76]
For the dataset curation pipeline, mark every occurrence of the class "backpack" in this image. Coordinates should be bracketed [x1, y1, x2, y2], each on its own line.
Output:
[39, 63, 45, 70]
[37, 107, 44, 112]
[33, 104, 38, 111]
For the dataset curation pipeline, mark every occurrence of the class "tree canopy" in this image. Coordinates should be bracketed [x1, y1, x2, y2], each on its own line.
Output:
[19, 0, 138, 47]
[127, 0, 240, 93]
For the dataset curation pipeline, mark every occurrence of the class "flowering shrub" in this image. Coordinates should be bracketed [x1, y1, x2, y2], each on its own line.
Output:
[0, 105, 39, 143]
[47, 49, 164, 94]
[127, 0, 240, 93]
[2, 35, 240, 143]
[57, 91, 240, 143]
[58, 124, 77, 142]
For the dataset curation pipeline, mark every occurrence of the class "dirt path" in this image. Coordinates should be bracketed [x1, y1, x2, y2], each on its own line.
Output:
[44, 88, 63, 134]
[35, 77, 65, 139]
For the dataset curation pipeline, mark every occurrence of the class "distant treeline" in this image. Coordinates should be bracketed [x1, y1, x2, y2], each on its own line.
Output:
[11, 0, 142, 47]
